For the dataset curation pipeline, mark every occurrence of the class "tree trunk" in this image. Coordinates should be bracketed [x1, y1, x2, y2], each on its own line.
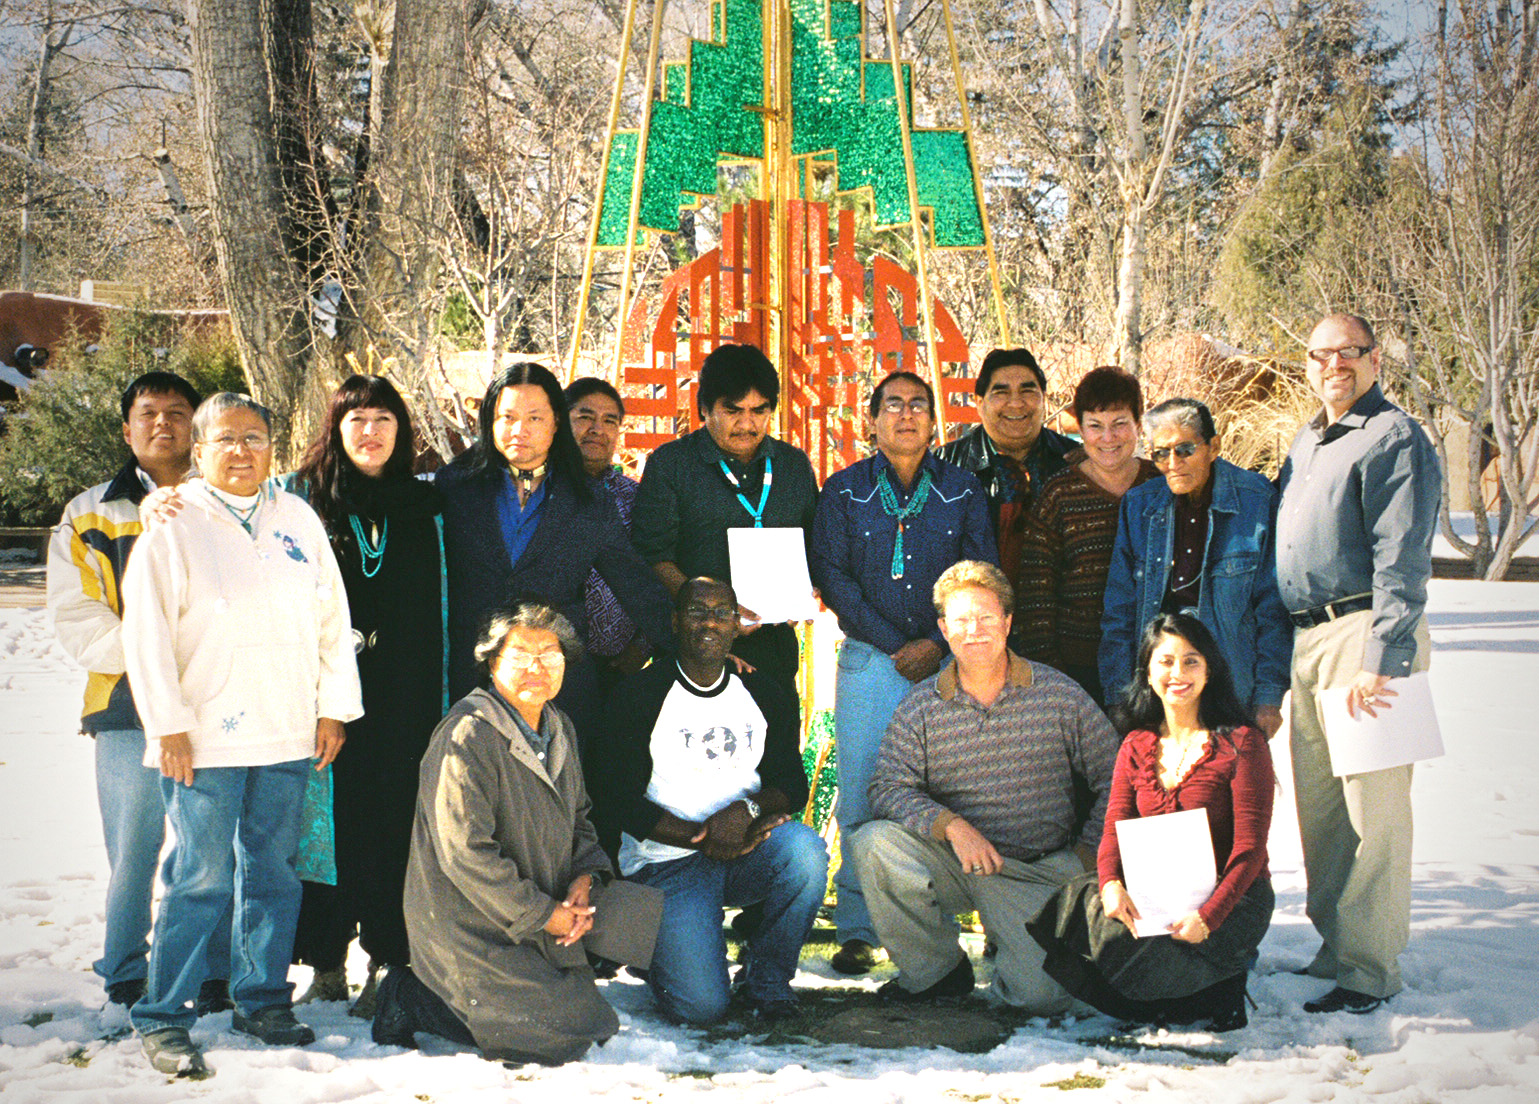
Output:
[187, 0, 313, 450]
[20, 19, 66, 291]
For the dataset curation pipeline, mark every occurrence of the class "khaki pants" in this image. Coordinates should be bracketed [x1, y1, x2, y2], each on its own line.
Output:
[851, 819, 1082, 1013]
[1289, 609, 1430, 999]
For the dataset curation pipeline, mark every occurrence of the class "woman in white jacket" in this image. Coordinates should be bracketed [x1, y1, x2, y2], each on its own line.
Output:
[122, 393, 363, 1077]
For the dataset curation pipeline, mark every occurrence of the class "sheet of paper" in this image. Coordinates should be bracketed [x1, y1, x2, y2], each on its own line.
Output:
[726, 527, 819, 624]
[1114, 807, 1216, 939]
[1320, 669, 1444, 777]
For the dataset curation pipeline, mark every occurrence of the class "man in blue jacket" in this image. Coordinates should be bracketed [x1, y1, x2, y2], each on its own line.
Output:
[1098, 398, 1291, 735]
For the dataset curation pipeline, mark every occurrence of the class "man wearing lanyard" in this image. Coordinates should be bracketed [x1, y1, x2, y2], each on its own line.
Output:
[810, 372, 997, 975]
[632, 343, 820, 694]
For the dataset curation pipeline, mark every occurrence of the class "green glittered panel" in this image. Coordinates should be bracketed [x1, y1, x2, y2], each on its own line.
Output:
[912, 130, 985, 246]
[596, 131, 644, 248]
[801, 708, 837, 835]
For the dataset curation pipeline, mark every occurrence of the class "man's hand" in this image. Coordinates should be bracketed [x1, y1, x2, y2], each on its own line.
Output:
[737, 604, 763, 635]
[564, 873, 594, 911]
[608, 636, 652, 677]
[159, 732, 195, 786]
[140, 485, 185, 529]
[943, 817, 1003, 876]
[543, 900, 596, 946]
[1254, 704, 1285, 740]
[698, 800, 756, 861]
[1100, 880, 1140, 937]
[1346, 671, 1396, 719]
[314, 717, 347, 770]
[893, 639, 944, 682]
[745, 813, 792, 853]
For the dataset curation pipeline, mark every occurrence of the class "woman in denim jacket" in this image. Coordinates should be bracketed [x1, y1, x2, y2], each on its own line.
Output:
[1098, 399, 1292, 737]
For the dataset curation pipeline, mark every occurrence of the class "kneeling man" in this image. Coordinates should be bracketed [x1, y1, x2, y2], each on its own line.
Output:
[599, 577, 828, 1023]
[853, 561, 1118, 1011]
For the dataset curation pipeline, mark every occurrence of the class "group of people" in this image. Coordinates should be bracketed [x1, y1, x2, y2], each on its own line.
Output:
[46, 311, 1438, 1077]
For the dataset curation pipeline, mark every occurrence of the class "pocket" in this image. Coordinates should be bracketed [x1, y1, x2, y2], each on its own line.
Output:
[195, 641, 315, 740]
[836, 638, 875, 673]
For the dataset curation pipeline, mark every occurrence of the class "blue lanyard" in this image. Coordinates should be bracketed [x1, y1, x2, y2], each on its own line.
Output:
[718, 454, 772, 528]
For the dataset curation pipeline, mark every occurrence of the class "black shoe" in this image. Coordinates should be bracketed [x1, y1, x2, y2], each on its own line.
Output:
[141, 1026, 208, 1076]
[107, 978, 147, 1008]
[232, 1004, 316, 1045]
[829, 938, 881, 976]
[879, 955, 975, 1002]
[730, 902, 764, 939]
[749, 997, 800, 1024]
[370, 966, 419, 1050]
[195, 979, 234, 1016]
[1304, 986, 1386, 1015]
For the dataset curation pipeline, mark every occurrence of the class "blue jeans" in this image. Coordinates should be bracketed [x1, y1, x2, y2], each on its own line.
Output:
[628, 821, 827, 1024]
[131, 759, 309, 1033]
[832, 639, 916, 945]
[93, 729, 232, 992]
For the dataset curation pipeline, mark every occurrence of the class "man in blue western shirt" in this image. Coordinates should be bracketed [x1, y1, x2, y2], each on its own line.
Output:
[810, 371, 998, 975]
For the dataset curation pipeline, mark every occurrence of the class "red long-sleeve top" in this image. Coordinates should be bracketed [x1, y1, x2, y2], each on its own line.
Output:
[1097, 725, 1274, 931]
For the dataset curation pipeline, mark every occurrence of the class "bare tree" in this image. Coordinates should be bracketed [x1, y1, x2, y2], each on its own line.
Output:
[1379, 0, 1539, 579]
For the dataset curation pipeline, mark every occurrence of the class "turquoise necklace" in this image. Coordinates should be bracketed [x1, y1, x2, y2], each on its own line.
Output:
[348, 514, 389, 578]
[718, 454, 772, 528]
[209, 486, 261, 537]
[876, 467, 933, 579]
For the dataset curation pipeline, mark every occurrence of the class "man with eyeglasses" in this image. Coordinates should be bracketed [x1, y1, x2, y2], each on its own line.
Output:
[850, 560, 1117, 1009]
[1277, 314, 1440, 1016]
[594, 577, 826, 1024]
[810, 372, 996, 976]
[938, 348, 1076, 593]
[47, 372, 242, 1022]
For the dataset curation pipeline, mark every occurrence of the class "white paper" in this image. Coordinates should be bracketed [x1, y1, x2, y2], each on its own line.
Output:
[1114, 807, 1216, 938]
[726, 527, 819, 624]
[1320, 669, 1444, 777]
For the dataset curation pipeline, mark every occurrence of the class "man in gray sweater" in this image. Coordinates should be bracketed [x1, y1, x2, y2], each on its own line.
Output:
[852, 560, 1118, 1012]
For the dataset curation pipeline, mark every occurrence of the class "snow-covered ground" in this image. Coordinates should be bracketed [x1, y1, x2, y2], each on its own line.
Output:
[2, 580, 1537, 1102]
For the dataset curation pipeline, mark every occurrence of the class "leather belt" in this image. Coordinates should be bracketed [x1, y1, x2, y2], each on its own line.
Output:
[1289, 594, 1372, 629]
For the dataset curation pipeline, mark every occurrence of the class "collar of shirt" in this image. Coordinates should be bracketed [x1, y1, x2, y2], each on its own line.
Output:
[693, 425, 774, 468]
[873, 447, 944, 497]
[508, 703, 554, 760]
[1310, 382, 1391, 441]
[936, 652, 1035, 703]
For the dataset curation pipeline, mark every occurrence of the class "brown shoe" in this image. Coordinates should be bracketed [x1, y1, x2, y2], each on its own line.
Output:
[879, 955, 975, 1002]
[830, 939, 882, 976]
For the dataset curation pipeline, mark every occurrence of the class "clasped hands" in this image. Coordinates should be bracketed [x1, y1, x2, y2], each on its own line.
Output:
[689, 799, 790, 862]
[1100, 880, 1208, 943]
[543, 873, 596, 946]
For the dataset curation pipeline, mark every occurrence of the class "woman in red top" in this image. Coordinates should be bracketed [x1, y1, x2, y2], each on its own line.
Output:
[1028, 612, 1274, 1031]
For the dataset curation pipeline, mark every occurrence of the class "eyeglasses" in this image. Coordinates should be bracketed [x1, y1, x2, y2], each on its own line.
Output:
[500, 649, 566, 671]
[1149, 441, 1201, 464]
[946, 613, 1003, 631]
[880, 397, 932, 416]
[683, 604, 737, 623]
[1307, 345, 1373, 363]
[205, 433, 272, 453]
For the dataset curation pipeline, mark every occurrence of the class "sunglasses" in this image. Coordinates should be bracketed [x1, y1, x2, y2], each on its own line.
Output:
[1149, 441, 1202, 464]
[1307, 345, 1374, 363]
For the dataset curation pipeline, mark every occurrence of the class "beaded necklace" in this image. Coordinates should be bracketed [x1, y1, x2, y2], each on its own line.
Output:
[718, 454, 772, 528]
[348, 514, 389, 578]
[876, 467, 933, 579]
[208, 486, 261, 537]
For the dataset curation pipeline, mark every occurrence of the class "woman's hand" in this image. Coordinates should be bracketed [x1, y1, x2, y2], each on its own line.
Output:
[1168, 911, 1210, 944]
[1101, 879, 1141, 937]
[314, 718, 347, 769]
[563, 873, 593, 911]
[158, 732, 195, 786]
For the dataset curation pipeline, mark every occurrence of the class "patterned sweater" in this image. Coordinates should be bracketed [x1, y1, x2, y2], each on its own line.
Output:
[868, 655, 1120, 859]
[1013, 455, 1161, 671]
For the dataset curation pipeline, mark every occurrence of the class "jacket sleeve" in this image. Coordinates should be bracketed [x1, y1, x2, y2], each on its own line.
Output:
[1067, 691, 1120, 851]
[1249, 488, 1292, 709]
[1200, 728, 1274, 931]
[1361, 422, 1440, 676]
[1096, 736, 1142, 888]
[630, 447, 680, 565]
[560, 718, 614, 882]
[593, 669, 670, 841]
[1097, 494, 1139, 706]
[958, 472, 1000, 568]
[747, 672, 808, 812]
[428, 718, 560, 939]
[307, 508, 364, 724]
[808, 475, 909, 654]
[46, 496, 130, 675]
[120, 524, 198, 739]
[592, 492, 677, 652]
[1013, 490, 1062, 665]
[867, 692, 954, 838]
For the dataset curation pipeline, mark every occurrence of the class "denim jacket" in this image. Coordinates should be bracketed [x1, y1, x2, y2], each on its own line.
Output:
[1098, 458, 1292, 711]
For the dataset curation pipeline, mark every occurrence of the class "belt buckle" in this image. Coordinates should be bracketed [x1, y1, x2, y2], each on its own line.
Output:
[1325, 602, 1340, 621]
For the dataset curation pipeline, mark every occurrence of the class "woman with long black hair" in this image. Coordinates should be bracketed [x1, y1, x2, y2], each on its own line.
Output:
[434, 362, 674, 741]
[1028, 612, 1274, 1031]
[286, 374, 444, 1014]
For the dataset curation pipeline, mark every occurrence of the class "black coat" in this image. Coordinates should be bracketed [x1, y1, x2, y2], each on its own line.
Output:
[435, 458, 675, 709]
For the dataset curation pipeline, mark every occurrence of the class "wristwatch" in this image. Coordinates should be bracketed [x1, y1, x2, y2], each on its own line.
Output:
[743, 797, 762, 820]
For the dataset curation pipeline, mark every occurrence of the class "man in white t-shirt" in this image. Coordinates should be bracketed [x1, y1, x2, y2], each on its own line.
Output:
[596, 578, 827, 1024]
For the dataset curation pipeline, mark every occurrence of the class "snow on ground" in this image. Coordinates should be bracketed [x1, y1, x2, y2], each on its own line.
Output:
[1, 581, 1537, 1102]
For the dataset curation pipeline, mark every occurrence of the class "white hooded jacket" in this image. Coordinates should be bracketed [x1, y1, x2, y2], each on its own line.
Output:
[122, 478, 363, 768]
